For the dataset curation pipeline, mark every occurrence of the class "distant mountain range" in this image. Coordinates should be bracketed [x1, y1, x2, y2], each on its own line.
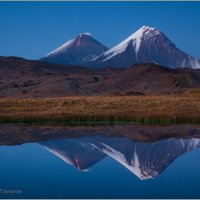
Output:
[41, 135, 200, 180]
[1, 26, 200, 97]
[1, 56, 200, 97]
[41, 26, 200, 69]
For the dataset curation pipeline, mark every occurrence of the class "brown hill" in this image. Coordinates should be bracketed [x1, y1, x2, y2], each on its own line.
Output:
[86, 64, 200, 94]
[0, 56, 200, 97]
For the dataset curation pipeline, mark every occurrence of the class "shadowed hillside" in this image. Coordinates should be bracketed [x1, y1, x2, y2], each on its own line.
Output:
[0, 56, 200, 97]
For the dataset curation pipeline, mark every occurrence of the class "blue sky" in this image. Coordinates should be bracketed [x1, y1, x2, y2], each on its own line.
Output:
[0, 2, 200, 60]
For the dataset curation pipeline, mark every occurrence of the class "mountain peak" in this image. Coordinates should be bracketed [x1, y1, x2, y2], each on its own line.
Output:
[140, 25, 156, 30]
[128, 26, 159, 52]
[41, 33, 108, 65]
[78, 32, 92, 36]
[76, 33, 92, 41]
[75, 33, 93, 47]
[134, 25, 160, 38]
[140, 25, 152, 30]
[97, 25, 161, 61]
[90, 26, 200, 69]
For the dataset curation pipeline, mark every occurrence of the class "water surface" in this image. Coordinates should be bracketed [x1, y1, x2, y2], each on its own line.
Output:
[0, 124, 200, 199]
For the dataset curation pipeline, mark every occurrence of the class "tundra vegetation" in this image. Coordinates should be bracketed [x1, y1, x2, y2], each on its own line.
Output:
[1, 92, 200, 124]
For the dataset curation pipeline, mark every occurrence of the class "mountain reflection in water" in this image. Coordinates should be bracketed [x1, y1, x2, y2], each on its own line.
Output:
[1, 124, 200, 198]
[41, 135, 200, 180]
[0, 123, 200, 181]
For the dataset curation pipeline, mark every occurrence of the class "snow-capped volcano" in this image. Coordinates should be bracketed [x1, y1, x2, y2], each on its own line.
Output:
[40, 33, 108, 66]
[89, 26, 200, 69]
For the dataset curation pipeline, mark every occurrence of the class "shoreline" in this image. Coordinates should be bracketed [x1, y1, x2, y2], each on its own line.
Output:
[0, 123, 200, 146]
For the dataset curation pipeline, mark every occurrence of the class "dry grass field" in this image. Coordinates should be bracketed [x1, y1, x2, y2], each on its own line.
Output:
[0, 93, 200, 124]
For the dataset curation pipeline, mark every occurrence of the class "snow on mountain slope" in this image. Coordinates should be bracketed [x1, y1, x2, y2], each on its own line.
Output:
[40, 33, 108, 66]
[90, 26, 200, 69]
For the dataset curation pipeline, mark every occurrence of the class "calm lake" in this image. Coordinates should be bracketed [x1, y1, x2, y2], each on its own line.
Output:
[0, 124, 200, 199]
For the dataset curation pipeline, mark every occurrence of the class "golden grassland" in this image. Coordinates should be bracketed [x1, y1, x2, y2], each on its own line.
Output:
[0, 93, 200, 124]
